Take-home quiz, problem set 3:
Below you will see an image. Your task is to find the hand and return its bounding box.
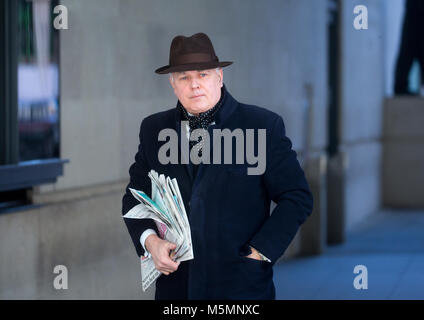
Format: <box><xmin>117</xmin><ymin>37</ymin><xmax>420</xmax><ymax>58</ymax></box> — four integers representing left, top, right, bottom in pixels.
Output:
<box><xmin>145</xmin><ymin>234</ymin><xmax>180</xmax><ymax>276</ymax></box>
<box><xmin>245</xmin><ymin>246</ymin><xmax>262</xmax><ymax>261</ymax></box>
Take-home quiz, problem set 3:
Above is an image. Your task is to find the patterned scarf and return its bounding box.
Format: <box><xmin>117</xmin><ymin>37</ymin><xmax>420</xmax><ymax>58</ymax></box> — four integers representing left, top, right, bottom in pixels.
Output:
<box><xmin>178</xmin><ymin>86</ymin><xmax>225</xmax><ymax>157</ymax></box>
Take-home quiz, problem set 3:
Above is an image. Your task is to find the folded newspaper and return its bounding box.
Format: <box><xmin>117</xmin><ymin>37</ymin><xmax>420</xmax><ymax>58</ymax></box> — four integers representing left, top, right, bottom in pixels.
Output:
<box><xmin>123</xmin><ymin>170</ymin><xmax>193</xmax><ymax>291</ymax></box>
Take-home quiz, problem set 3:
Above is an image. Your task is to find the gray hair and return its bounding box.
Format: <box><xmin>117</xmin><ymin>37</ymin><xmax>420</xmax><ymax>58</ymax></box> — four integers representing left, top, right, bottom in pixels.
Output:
<box><xmin>170</xmin><ymin>67</ymin><xmax>221</xmax><ymax>83</ymax></box>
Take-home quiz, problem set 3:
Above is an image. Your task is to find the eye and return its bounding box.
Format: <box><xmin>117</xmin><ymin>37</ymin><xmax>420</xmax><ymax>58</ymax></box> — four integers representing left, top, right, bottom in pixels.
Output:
<box><xmin>180</xmin><ymin>76</ymin><xmax>188</xmax><ymax>80</ymax></box>
<box><xmin>200</xmin><ymin>73</ymin><xmax>207</xmax><ymax>77</ymax></box>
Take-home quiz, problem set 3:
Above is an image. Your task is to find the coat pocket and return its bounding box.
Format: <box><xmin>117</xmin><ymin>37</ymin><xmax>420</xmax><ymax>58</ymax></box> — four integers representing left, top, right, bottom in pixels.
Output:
<box><xmin>238</xmin><ymin>244</ymin><xmax>270</xmax><ymax>268</ymax></box>
<box><xmin>237</xmin><ymin>253</ymin><xmax>273</xmax><ymax>290</ymax></box>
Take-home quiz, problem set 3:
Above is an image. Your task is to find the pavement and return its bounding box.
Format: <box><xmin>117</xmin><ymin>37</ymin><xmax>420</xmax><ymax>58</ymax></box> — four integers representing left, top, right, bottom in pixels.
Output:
<box><xmin>273</xmin><ymin>209</ymin><xmax>424</xmax><ymax>299</ymax></box>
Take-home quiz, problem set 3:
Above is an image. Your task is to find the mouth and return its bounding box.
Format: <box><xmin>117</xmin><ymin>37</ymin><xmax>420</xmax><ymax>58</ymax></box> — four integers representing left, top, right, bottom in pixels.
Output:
<box><xmin>190</xmin><ymin>94</ymin><xmax>204</xmax><ymax>99</ymax></box>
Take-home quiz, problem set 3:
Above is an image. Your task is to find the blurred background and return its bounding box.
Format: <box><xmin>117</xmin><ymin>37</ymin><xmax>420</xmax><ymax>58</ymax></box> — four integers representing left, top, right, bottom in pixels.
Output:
<box><xmin>0</xmin><ymin>0</ymin><xmax>423</xmax><ymax>299</ymax></box>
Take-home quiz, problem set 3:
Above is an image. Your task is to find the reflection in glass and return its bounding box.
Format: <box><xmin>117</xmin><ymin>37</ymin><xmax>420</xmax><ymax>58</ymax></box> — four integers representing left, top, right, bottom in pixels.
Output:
<box><xmin>17</xmin><ymin>0</ymin><xmax>59</xmax><ymax>161</ymax></box>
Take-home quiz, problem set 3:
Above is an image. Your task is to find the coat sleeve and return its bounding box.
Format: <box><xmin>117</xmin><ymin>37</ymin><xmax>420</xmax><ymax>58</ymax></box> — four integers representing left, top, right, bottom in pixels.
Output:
<box><xmin>122</xmin><ymin>119</ymin><xmax>159</xmax><ymax>257</ymax></box>
<box><xmin>249</xmin><ymin>115</ymin><xmax>313</xmax><ymax>265</ymax></box>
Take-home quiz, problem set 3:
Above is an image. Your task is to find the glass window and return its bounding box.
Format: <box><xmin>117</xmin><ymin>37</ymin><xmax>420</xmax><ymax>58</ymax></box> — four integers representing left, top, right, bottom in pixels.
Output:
<box><xmin>17</xmin><ymin>0</ymin><xmax>60</xmax><ymax>161</ymax></box>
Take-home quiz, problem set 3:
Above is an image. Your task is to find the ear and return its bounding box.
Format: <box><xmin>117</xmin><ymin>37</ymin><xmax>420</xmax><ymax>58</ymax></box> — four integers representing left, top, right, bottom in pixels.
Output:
<box><xmin>169</xmin><ymin>74</ymin><xmax>175</xmax><ymax>89</ymax></box>
<box><xmin>219</xmin><ymin>69</ymin><xmax>224</xmax><ymax>87</ymax></box>
<box><xmin>169</xmin><ymin>74</ymin><xmax>179</xmax><ymax>98</ymax></box>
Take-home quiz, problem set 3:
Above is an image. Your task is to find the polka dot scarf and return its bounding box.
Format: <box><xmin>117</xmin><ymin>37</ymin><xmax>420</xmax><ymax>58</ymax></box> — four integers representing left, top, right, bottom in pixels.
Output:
<box><xmin>178</xmin><ymin>86</ymin><xmax>226</xmax><ymax>157</ymax></box>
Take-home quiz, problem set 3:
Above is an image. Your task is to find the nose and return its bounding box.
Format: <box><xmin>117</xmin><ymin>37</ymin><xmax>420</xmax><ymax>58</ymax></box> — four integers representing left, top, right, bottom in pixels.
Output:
<box><xmin>191</xmin><ymin>78</ymin><xmax>200</xmax><ymax>89</ymax></box>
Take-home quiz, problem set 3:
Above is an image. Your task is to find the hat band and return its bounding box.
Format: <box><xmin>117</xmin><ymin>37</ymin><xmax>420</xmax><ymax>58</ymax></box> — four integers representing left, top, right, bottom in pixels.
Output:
<box><xmin>173</xmin><ymin>53</ymin><xmax>217</xmax><ymax>65</ymax></box>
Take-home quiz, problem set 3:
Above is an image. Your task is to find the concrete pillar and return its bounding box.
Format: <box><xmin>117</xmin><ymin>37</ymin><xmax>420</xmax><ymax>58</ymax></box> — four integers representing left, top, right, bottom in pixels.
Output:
<box><xmin>300</xmin><ymin>154</ymin><xmax>328</xmax><ymax>255</ymax></box>
<box><xmin>382</xmin><ymin>97</ymin><xmax>424</xmax><ymax>207</ymax></box>
<box><xmin>327</xmin><ymin>151</ymin><xmax>348</xmax><ymax>244</ymax></box>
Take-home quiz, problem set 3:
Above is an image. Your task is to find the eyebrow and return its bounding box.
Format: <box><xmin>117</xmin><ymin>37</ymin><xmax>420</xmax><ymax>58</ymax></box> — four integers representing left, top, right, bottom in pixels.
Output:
<box><xmin>176</xmin><ymin>70</ymin><xmax>210</xmax><ymax>75</ymax></box>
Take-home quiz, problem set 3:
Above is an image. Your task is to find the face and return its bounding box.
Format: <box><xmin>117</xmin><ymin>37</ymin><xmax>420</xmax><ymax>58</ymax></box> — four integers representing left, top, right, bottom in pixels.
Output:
<box><xmin>170</xmin><ymin>68</ymin><xmax>223</xmax><ymax>115</ymax></box>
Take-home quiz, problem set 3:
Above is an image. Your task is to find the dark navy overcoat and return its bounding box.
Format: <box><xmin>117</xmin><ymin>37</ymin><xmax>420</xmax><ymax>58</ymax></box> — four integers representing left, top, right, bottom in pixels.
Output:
<box><xmin>122</xmin><ymin>85</ymin><xmax>313</xmax><ymax>299</ymax></box>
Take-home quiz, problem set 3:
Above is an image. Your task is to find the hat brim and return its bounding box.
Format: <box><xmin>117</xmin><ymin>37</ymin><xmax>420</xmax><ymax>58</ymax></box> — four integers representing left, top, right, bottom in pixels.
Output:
<box><xmin>155</xmin><ymin>61</ymin><xmax>233</xmax><ymax>74</ymax></box>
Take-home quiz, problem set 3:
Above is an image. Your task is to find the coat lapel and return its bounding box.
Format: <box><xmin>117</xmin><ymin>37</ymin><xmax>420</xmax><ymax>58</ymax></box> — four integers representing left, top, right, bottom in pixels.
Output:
<box><xmin>174</xmin><ymin>107</ymin><xmax>194</xmax><ymax>184</ymax></box>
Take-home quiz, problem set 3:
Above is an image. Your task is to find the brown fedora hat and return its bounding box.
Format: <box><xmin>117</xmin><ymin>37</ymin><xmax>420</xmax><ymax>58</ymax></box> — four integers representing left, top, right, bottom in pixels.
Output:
<box><xmin>155</xmin><ymin>32</ymin><xmax>233</xmax><ymax>74</ymax></box>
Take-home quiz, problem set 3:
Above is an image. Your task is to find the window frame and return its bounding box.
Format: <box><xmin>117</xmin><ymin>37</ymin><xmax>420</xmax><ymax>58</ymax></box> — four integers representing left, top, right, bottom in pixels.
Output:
<box><xmin>0</xmin><ymin>0</ymin><xmax>68</xmax><ymax>200</ymax></box>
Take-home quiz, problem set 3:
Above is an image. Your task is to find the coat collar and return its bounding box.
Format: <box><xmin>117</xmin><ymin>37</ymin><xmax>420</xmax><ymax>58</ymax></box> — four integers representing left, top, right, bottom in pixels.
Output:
<box><xmin>173</xmin><ymin>83</ymin><xmax>238</xmax><ymax>127</ymax></box>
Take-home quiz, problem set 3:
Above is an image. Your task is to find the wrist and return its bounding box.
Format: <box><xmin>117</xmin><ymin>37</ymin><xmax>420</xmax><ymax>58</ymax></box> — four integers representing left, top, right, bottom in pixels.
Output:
<box><xmin>145</xmin><ymin>234</ymin><xmax>160</xmax><ymax>252</ymax></box>
<box><xmin>249</xmin><ymin>246</ymin><xmax>262</xmax><ymax>260</ymax></box>
<box><xmin>249</xmin><ymin>246</ymin><xmax>268</xmax><ymax>261</ymax></box>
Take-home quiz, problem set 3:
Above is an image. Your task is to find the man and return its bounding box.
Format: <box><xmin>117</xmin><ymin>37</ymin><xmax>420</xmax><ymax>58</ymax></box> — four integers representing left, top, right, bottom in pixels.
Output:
<box><xmin>122</xmin><ymin>32</ymin><xmax>313</xmax><ymax>300</ymax></box>
<box><xmin>394</xmin><ymin>0</ymin><xmax>424</xmax><ymax>95</ymax></box>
